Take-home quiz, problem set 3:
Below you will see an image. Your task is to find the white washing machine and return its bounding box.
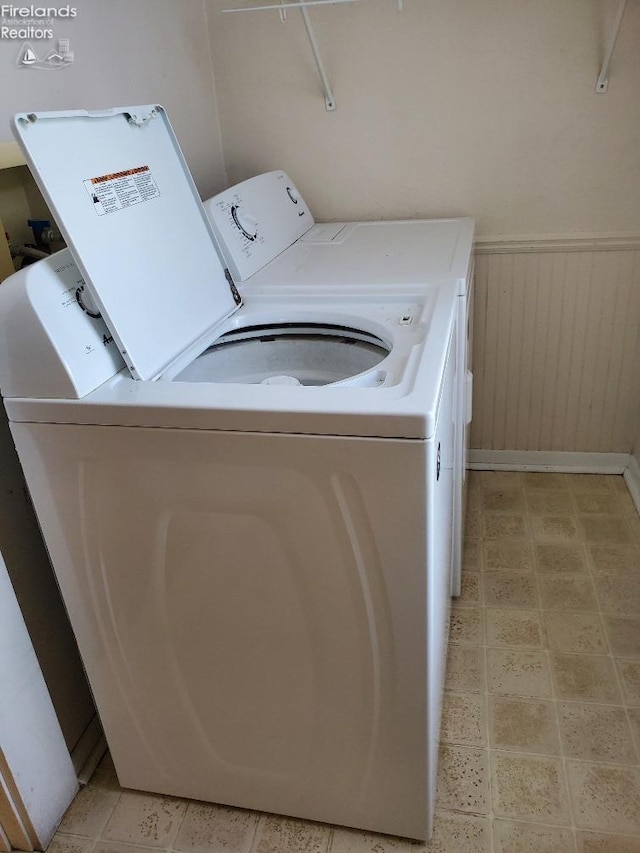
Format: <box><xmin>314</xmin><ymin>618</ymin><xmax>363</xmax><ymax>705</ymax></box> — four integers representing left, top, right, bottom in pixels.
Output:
<box><xmin>0</xmin><ymin>105</ymin><xmax>471</xmax><ymax>841</ymax></box>
<box><xmin>203</xmin><ymin>172</ymin><xmax>475</xmax><ymax>596</ymax></box>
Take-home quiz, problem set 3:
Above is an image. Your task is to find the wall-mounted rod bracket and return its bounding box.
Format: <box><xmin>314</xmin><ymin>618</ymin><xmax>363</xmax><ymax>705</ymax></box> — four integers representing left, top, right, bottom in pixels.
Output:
<box><xmin>596</xmin><ymin>0</ymin><xmax>628</xmax><ymax>93</ymax></box>
<box><xmin>299</xmin><ymin>4</ymin><xmax>336</xmax><ymax>110</ymax></box>
<box><xmin>221</xmin><ymin>0</ymin><xmax>406</xmax><ymax>110</ymax></box>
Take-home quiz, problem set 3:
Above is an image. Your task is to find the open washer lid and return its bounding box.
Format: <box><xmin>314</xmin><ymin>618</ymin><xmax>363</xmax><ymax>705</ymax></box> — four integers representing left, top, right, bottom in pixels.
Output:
<box><xmin>13</xmin><ymin>105</ymin><xmax>241</xmax><ymax>380</ymax></box>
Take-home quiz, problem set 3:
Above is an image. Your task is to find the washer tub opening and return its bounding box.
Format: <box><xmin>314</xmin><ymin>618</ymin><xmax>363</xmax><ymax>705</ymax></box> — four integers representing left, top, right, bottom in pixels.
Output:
<box><xmin>174</xmin><ymin>322</ymin><xmax>391</xmax><ymax>386</ymax></box>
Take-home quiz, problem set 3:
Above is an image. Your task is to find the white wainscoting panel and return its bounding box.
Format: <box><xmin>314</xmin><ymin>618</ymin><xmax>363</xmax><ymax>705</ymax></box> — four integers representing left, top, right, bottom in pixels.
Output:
<box><xmin>472</xmin><ymin>239</ymin><xmax>640</xmax><ymax>453</ymax></box>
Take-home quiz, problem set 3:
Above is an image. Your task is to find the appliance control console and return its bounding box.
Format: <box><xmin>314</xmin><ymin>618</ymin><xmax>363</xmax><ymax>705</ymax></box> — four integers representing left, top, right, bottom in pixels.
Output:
<box><xmin>203</xmin><ymin>170</ymin><xmax>314</xmax><ymax>282</ymax></box>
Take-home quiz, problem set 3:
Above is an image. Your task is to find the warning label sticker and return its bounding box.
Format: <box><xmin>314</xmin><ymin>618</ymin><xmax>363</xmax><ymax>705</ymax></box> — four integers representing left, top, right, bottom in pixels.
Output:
<box><xmin>84</xmin><ymin>166</ymin><xmax>160</xmax><ymax>216</ymax></box>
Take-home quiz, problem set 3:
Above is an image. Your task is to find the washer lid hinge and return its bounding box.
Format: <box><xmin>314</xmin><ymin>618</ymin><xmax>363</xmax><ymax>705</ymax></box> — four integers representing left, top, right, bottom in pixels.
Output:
<box><xmin>225</xmin><ymin>268</ymin><xmax>242</xmax><ymax>305</ymax></box>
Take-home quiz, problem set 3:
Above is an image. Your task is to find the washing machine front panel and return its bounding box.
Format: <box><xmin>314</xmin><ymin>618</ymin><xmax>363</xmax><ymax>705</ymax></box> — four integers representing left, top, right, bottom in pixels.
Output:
<box><xmin>12</xmin><ymin>422</ymin><xmax>434</xmax><ymax>839</ymax></box>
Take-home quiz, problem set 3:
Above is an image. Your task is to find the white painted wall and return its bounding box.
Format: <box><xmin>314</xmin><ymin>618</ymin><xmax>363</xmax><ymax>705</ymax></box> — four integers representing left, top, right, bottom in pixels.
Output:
<box><xmin>0</xmin><ymin>0</ymin><xmax>227</xmax><ymax>198</ymax></box>
<box><xmin>206</xmin><ymin>0</ymin><xmax>640</xmax><ymax>238</ymax></box>
<box><xmin>0</xmin><ymin>550</ymin><xmax>78</xmax><ymax>850</ymax></box>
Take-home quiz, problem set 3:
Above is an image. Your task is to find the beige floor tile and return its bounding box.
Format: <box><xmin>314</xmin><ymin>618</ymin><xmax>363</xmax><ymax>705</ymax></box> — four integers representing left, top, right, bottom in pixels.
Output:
<box><xmin>577</xmin><ymin>515</ymin><xmax>634</xmax><ymax>545</ymax></box>
<box><xmin>467</xmin><ymin>486</ymin><xmax>482</xmax><ymax>510</ymax></box>
<box><xmin>573</xmin><ymin>492</ymin><xmax>624</xmax><ymax>515</ymax></box>
<box><xmin>94</xmin><ymin>844</ymin><xmax>168</xmax><ymax>853</ymax></box>
<box><xmin>587</xmin><ymin>543</ymin><xmax>640</xmax><ymax>575</ymax></box>
<box><xmin>619</xmin><ymin>490</ymin><xmax>640</xmax><ymax>516</ymax></box>
<box><xmin>90</xmin><ymin>754</ymin><xmax>122</xmax><ymax>792</ymax></box>
<box><xmin>627</xmin><ymin>708</ymin><xmax>640</xmax><ymax>751</ymax></box>
<box><xmin>458</xmin><ymin>572</ymin><xmax>481</xmax><ymax>605</ymax></box>
<box><xmin>462</xmin><ymin>539</ymin><xmax>483</xmax><ymax>571</ymax></box>
<box><xmin>567</xmin><ymin>475</ymin><xmax>615</xmax><ymax>494</ymax></box>
<box><xmin>482</xmin><ymin>488</ymin><xmax>526</xmax><ymax>514</ymax></box>
<box><xmin>58</xmin><ymin>785</ymin><xmax>121</xmax><ymax>837</ymax></box>
<box><xmin>557</xmin><ymin>702</ymin><xmax>637</xmax><ymax>764</ymax></box>
<box><xmin>550</xmin><ymin>653</ymin><xmax>621</xmax><ymax>703</ymax></box>
<box><xmin>483</xmin><ymin>572</ymin><xmax>539</xmax><ymax>609</ymax></box>
<box><xmin>534</xmin><ymin>543</ymin><xmax>588</xmax><ymax>574</ymax></box>
<box><xmin>485</xmin><ymin>608</ymin><xmax>543</xmax><ymax>649</ymax></box>
<box><xmin>465</xmin><ymin>512</ymin><xmax>482</xmax><ymax>539</ymax></box>
<box><xmin>445</xmin><ymin>645</ymin><xmax>486</xmax><ymax>693</ymax></box>
<box><xmin>538</xmin><ymin>574</ymin><xmax>598</xmax><ymax>612</ymax></box>
<box><xmin>492</xmin><ymin>819</ymin><xmax>576</xmax><ymax>853</ymax></box>
<box><xmin>603</xmin><ymin>616</ymin><xmax>640</xmax><ymax>657</ymax></box>
<box><xmin>421</xmin><ymin>812</ymin><xmax>490</xmax><ymax>853</ymax></box>
<box><xmin>472</xmin><ymin>471</ymin><xmax>523</xmax><ymax>489</ymax></box>
<box><xmin>594</xmin><ymin>575</ymin><xmax>640</xmax><ymax>615</ymax></box>
<box><xmin>526</xmin><ymin>489</ymin><xmax>576</xmax><ymax>516</ymax></box>
<box><xmin>567</xmin><ymin>760</ymin><xmax>640</xmax><ymax>834</ymax></box>
<box><xmin>611</xmin><ymin>475</ymin><xmax>630</xmax><ymax>493</ymax></box>
<box><xmin>483</xmin><ymin>514</ymin><xmax>528</xmax><ymax>539</ymax></box>
<box><xmin>626</xmin><ymin>514</ymin><xmax>640</xmax><ymax>547</ymax></box>
<box><xmin>435</xmin><ymin>745</ymin><xmax>490</xmax><ymax>814</ymax></box>
<box><xmin>544</xmin><ymin>612</ymin><xmax>608</xmax><ymax>654</ymax></box>
<box><xmin>483</xmin><ymin>541</ymin><xmax>534</xmax><ymax>572</ymax></box>
<box><xmin>576</xmin><ymin>831</ymin><xmax>640</xmax><ymax>853</ymax></box>
<box><xmin>173</xmin><ymin>803</ymin><xmax>258</xmax><ymax>853</ymax></box>
<box><xmin>102</xmin><ymin>791</ymin><xmax>187</xmax><ymax>847</ymax></box>
<box><xmin>326</xmin><ymin>828</ymin><xmax>409</xmax><ymax>853</ymax></box>
<box><xmin>489</xmin><ymin>696</ymin><xmax>560</xmax><ymax>755</ymax></box>
<box><xmin>251</xmin><ymin>816</ymin><xmax>330</xmax><ymax>853</ymax></box>
<box><xmin>47</xmin><ymin>836</ymin><xmax>95</xmax><ymax>853</ymax></box>
<box><xmin>491</xmin><ymin>751</ymin><xmax>570</xmax><ymax>825</ymax></box>
<box><xmin>531</xmin><ymin>515</ymin><xmax>580</xmax><ymax>543</ymax></box>
<box><xmin>449</xmin><ymin>605</ymin><xmax>484</xmax><ymax>645</ymax></box>
<box><xmin>440</xmin><ymin>692</ymin><xmax>487</xmax><ymax>747</ymax></box>
<box><xmin>524</xmin><ymin>472</ymin><xmax>569</xmax><ymax>491</ymax></box>
<box><xmin>487</xmin><ymin>649</ymin><xmax>553</xmax><ymax>699</ymax></box>
<box><xmin>616</xmin><ymin>659</ymin><xmax>640</xmax><ymax>705</ymax></box>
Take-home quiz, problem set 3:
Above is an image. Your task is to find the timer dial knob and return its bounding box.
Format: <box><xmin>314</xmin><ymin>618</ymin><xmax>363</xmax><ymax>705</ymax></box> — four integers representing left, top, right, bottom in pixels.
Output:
<box><xmin>286</xmin><ymin>186</ymin><xmax>299</xmax><ymax>204</ymax></box>
<box><xmin>231</xmin><ymin>205</ymin><xmax>258</xmax><ymax>241</ymax></box>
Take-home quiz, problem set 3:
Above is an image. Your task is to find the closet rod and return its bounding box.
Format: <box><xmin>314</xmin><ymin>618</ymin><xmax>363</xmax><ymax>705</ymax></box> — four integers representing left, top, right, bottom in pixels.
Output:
<box><xmin>223</xmin><ymin>0</ymin><xmax>359</xmax><ymax>13</ymax></box>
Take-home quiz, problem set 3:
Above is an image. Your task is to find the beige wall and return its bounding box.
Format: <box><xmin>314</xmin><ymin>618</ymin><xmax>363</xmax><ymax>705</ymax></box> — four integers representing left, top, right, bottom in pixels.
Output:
<box><xmin>207</xmin><ymin>0</ymin><xmax>640</xmax><ymax>238</ymax></box>
<box><xmin>0</xmin><ymin>0</ymin><xmax>227</xmax><ymax>199</ymax></box>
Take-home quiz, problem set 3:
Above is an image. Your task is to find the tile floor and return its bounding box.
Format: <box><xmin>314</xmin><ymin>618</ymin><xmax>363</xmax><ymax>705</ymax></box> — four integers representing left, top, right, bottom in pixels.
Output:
<box><xmin>48</xmin><ymin>472</ymin><xmax>640</xmax><ymax>853</ymax></box>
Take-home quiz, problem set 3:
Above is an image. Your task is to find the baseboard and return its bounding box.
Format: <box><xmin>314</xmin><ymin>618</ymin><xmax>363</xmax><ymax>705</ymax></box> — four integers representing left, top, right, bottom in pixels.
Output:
<box><xmin>468</xmin><ymin>450</ymin><xmax>630</xmax><ymax>474</ymax></box>
<box><xmin>624</xmin><ymin>454</ymin><xmax>640</xmax><ymax>515</ymax></box>
<box><xmin>70</xmin><ymin>714</ymin><xmax>107</xmax><ymax>785</ymax></box>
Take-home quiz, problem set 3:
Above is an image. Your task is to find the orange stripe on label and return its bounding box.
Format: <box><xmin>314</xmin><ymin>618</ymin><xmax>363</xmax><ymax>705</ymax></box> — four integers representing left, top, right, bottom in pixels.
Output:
<box><xmin>90</xmin><ymin>166</ymin><xmax>150</xmax><ymax>184</ymax></box>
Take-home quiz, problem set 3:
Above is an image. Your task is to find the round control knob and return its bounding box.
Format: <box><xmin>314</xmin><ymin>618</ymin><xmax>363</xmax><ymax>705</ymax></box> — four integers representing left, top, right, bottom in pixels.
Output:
<box><xmin>75</xmin><ymin>284</ymin><xmax>102</xmax><ymax>319</ymax></box>
<box><xmin>286</xmin><ymin>186</ymin><xmax>299</xmax><ymax>205</ymax></box>
<box><xmin>231</xmin><ymin>205</ymin><xmax>258</xmax><ymax>241</ymax></box>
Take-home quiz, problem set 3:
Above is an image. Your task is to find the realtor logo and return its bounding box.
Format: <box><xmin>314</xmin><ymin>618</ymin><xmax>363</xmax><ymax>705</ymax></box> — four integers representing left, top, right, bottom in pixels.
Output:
<box><xmin>17</xmin><ymin>37</ymin><xmax>73</xmax><ymax>69</ymax></box>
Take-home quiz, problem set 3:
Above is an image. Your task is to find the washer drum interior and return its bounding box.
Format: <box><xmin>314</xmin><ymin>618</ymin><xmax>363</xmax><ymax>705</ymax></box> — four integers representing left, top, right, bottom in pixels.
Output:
<box><xmin>175</xmin><ymin>323</ymin><xmax>391</xmax><ymax>386</ymax></box>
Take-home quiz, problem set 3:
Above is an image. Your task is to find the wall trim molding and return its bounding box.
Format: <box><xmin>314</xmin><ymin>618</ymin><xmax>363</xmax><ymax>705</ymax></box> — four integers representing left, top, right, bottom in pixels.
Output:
<box><xmin>70</xmin><ymin>714</ymin><xmax>107</xmax><ymax>786</ymax></box>
<box><xmin>468</xmin><ymin>450</ymin><xmax>630</xmax><ymax>474</ymax></box>
<box><xmin>475</xmin><ymin>233</ymin><xmax>640</xmax><ymax>254</ymax></box>
<box><xmin>624</xmin><ymin>454</ymin><xmax>640</xmax><ymax>515</ymax></box>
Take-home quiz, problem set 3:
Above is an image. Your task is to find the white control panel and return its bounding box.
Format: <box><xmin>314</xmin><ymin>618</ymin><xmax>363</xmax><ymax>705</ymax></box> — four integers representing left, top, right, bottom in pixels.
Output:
<box><xmin>203</xmin><ymin>171</ymin><xmax>314</xmax><ymax>282</ymax></box>
<box><xmin>0</xmin><ymin>249</ymin><xmax>124</xmax><ymax>399</ymax></box>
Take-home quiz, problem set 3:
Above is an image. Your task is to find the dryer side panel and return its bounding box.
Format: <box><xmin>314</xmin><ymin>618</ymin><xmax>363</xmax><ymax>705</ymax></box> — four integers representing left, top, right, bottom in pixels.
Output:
<box><xmin>11</xmin><ymin>424</ymin><xmax>432</xmax><ymax>840</ymax></box>
<box><xmin>426</xmin><ymin>320</ymin><xmax>456</xmax><ymax>822</ymax></box>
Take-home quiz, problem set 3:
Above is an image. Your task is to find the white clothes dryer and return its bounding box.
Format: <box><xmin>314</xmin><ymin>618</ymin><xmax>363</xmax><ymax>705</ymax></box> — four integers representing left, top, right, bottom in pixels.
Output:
<box><xmin>204</xmin><ymin>172</ymin><xmax>475</xmax><ymax>596</ymax></box>
<box><xmin>0</xmin><ymin>106</ymin><xmax>471</xmax><ymax>841</ymax></box>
